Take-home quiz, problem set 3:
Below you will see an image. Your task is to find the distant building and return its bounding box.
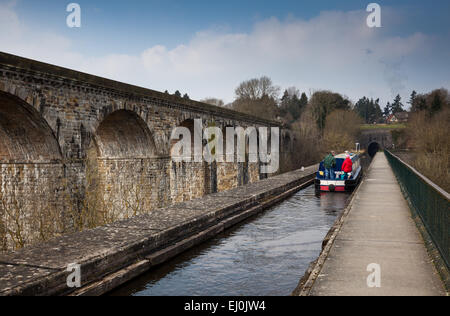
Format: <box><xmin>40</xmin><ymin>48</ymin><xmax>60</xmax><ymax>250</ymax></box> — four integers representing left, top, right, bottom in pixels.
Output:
<box><xmin>387</xmin><ymin>112</ymin><xmax>409</xmax><ymax>124</ymax></box>
<box><xmin>395</xmin><ymin>112</ymin><xmax>409</xmax><ymax>122</ymax></box>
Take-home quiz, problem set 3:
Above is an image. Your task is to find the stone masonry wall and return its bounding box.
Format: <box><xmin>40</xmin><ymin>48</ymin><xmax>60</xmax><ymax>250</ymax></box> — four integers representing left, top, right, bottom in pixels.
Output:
<box><xmin>217</xmin><ymin>162</ymin><xmax>239</xmax><ymax>192</ymax></box>
<box><xmin>0</xmin><ymin>163</ymin><xmax>66</xmax><ymax>251</ymax></box>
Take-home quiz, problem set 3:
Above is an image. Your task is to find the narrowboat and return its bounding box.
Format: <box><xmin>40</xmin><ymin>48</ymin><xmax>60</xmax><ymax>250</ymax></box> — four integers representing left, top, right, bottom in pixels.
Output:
<box><xmin>315</xmin><ymin>153</ymin><xmax>363</xmax><ymax>192</ymax></box>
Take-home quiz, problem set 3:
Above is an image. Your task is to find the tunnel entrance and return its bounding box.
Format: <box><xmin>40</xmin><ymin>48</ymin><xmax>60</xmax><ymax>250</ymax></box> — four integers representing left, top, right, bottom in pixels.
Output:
<box><xmin>368</xmin><ymin>142</ymin><xmax>380</xmax><ymax>158</ymax></box>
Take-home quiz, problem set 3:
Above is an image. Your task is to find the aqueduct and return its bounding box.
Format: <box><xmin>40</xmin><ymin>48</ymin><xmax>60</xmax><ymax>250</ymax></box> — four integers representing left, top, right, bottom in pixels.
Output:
<box><xmin>0</xmin><ymin>52</ymin><xmax>292</xmax><ymax>250</ymax></box>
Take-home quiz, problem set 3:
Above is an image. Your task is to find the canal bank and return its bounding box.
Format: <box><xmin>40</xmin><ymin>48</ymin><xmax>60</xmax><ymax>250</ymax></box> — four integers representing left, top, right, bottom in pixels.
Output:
<box><xmin>0</xmin><ymin>165</ymin><xmax>317</xmax><ymax>296</ymax></box>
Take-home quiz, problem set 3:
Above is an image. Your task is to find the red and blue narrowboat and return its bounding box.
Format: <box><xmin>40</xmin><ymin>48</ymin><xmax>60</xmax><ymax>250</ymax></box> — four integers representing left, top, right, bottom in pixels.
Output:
<box><xmin>315</xmin><ymin>153</ymin><xmax>363</xmax><ymax>192</ymax></box>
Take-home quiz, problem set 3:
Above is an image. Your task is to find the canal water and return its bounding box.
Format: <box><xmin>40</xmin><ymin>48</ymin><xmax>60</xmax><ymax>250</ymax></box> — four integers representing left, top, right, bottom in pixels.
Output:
<box><xmin>109</xmin><ymin>185</ymin><xmax>351</xmax><ymax>296</ymax></box>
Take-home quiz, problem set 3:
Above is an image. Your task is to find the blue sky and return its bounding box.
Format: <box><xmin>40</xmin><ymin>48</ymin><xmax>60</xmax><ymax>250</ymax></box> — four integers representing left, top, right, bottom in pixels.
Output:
<box><xmin>1</xmin><ymin>0</ymin><xmax>449</xmax><ymax>107</ymax></box>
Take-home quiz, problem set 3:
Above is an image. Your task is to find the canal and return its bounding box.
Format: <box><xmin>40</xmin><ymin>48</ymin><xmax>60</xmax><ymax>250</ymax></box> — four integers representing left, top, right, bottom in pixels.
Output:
<box><xmin>109</xmin><ymin>185</ymin><xmax>352</xmax><ymax>296</ymax></box>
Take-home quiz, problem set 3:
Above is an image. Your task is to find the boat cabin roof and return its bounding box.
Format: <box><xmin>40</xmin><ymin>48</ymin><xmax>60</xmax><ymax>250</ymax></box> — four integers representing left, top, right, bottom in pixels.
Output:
<box><xmin>334</xmin><ymin>153</ymin><xmax>357</xmax><ymax>159</ymax></box>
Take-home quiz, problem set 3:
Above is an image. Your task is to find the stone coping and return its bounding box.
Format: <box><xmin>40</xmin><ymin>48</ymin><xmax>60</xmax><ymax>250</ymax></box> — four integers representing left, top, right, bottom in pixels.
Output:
<box><xmin>0</xmin><ymin>52</ymin><xmax>282</xmax><ymax>127</ymax></box>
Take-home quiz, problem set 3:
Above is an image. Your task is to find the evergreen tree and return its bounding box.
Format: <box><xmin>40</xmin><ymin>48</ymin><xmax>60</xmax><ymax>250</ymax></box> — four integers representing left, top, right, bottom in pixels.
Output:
<box><xmin>408</xmin><ymin>90</ymin><xmax>417</xmax><ymax>107</ymax></box>
<box><xmin>280</xmin><ymin>90</ymin><xmax>290</xmax><ymax>112</ymax></box>
<box><xmin>299</xmin><ymin>93</ymin><xmax>308</xmax><ymax>111</ymax></box>
<box><xmin>279</xmin><ymin>89</ymin><xmax>306</xmax><ymax>122</ymax></box>
<box><xmin>174</xmin><ymin>90</ymin><xmax>182</xmax><ymax>98</ymax></box>
<box><xmin>354</xmin><ymin>97</ymin><xmax>369</xmax><ymax>123</ymax></box>
<box><xmin>391</xmin><ymin>94</ymin><xmax>404</xmax><ymax>114</ymax></box>
<box><xmin>281</xmin><ymin>90</ymin><xmax>289</xmax><ymax>102</ymax></box>
<box><xmin>373</xmin><ymin>98</ymin><xmax>383</xmax><ymax>123</ymax></box>
<box><xmin>354</xmin><ymin>97</ymin><xmax>383</xmax><ymax>124</ymax></box>
<box><xmin>383</xmin><ymin>102</ymin><xmax>391</xmax><ymax>118</ymax></box>
<box><xmin>289</xmin><ymin>94</ymin><xmax>302</xmax><ymax>120</ymax></box>
<box><xmin>183</xmin><ymin>93</ymin><xmax>190</xmax><ymax>100</ymax></box>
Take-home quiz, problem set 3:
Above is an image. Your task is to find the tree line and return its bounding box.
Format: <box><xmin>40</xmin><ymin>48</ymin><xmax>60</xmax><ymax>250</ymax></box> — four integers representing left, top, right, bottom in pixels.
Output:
<box><xmin>196</xmin><ymin>76</ymin><xmax>449</xmax><ymax>129</ymax></box>
<box><xmin>194</xmin><ymin>76</ymin><xmax>448</xmax><ymax>174</ymax></box>
<box><xmin>199</xmin><ymin>76</ymin><xmax>362</xmax><ymax>169</ymax></box>
<box><xmin>168</xmin><ymin>77</ymin><xmax>449</xmax><ymax>128</ymax></box>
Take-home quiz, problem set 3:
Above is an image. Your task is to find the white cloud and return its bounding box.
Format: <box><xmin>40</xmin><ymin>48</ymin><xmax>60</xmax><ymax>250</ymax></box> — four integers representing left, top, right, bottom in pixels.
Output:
<box><xmin>0</xmin><ymin>2</ymin><xmax>445</xmax><ymax>106</ymax></box>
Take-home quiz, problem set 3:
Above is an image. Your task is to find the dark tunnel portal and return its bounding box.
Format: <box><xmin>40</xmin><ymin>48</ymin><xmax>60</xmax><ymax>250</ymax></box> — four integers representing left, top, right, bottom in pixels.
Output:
<box><xmin>368</xmin><ymin>142</ymin><xmax>380</xmax><ymax>158</ymax></box>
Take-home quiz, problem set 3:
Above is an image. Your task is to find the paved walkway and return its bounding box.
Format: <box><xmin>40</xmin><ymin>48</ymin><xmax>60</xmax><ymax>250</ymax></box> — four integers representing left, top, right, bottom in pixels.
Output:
<box><xmin>310</xmin><ymin>153</ymin><xmax>446</xmax><ymax>296</ymax></box>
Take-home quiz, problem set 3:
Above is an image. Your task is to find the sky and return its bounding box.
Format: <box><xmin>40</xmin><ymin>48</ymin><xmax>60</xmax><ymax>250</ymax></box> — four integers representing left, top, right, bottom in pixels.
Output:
<box><xmin>1</xmin><ymin>0</ymin><xmax>449</xmax><ymax>108</ymax></box>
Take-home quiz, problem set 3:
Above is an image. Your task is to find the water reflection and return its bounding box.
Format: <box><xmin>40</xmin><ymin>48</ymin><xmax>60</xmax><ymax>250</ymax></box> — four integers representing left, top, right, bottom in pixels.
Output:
<box><xmin>109</xmin><ymin>186</ymin><xmax>350</xmax><ymax>296</ymax></box>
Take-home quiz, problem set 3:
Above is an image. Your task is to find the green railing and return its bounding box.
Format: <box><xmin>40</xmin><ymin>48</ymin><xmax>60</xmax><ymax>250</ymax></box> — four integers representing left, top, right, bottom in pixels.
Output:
<box><xmin>385</xmin><ymin>150</ymin><xmax>449</xmax><ymax>270</ymax></box>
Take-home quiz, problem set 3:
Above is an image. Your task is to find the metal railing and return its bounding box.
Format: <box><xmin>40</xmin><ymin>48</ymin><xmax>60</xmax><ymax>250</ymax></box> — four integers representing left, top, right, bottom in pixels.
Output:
<box><xmin>385</xmin><ymin>150</ymin><xmax>449</xmax><ymax>270</ymax></box>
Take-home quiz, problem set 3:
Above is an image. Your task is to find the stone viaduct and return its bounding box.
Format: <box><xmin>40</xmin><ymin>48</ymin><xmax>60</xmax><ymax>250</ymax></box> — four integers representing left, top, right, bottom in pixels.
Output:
<box><xmin>0</xmin><ymin>52</ymin><xmax>293</xmax><ymax>251</ymax></box>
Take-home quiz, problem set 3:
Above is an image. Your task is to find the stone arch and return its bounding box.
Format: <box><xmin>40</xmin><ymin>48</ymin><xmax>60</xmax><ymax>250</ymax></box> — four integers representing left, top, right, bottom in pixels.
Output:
<box><xmin>170</xmin><ymin>118</ymin><xmax>196</xmax><ymax>159</ymax></box>
<box><xmin>282</xmin><ymin>133</ymin><xmax>292</xmax><ymax>153</ymax></box>
<box><xmin>84</xmin><ymin>109</ymin><xmax>160</xmax><ymax>222</ymax></box>
<box><xmin>169</xmin><ymin>118</ymin><xmax>208</xmax><ymax>203</ymax></box>
<box><xmin>93</xmin><ymin>103</ymin><xmax>169</xmax><ymax>157</ymax></box>
<box><xmin>0</xmin><ymin>91</ymin><xmax>62</xmax><ymax>162</ymax></box>
<box><xmin>227</xmin><ymin>125</ymin><xmax>260</xmax><ymax>186</ymax></box>
<box><xmin>278</xmin><ymin>130</ymin><xmax>293</xmax><ymax>174</ymax></box>
<box><xmin>94</xmin><ymin>109</ymin><xmax>157</xmax><ymax>159</ymax></box>
<box><xmin>0</xmin><ymin>91</ymin><xmax>65</xmax><ymax>251</ymax></box>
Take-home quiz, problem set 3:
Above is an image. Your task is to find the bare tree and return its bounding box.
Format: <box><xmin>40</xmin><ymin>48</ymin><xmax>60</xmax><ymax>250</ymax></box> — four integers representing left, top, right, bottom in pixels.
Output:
<box><xmin>232</xmin><ymin>95</ymin><xmax>280</xmax><ymax>121</ymax></box>
<box><xmin>323</xmin><ymin>110</ymin><xmax>362</xmax><ymax>153</ymax></box>
<box><xmin>235</xmin><ymin>76</ymin><xmax>280</xmax><ymax>101</ymax></box>
<box><xmin>232</xmin><ymin>76</ymin><xmax>281</xmax><ymax>120</ymax></box>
